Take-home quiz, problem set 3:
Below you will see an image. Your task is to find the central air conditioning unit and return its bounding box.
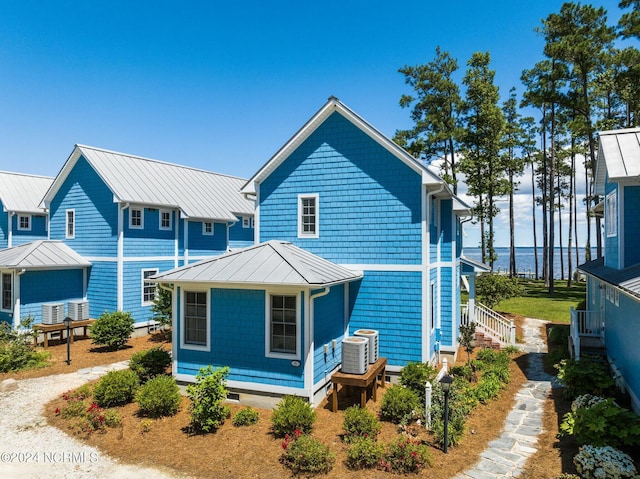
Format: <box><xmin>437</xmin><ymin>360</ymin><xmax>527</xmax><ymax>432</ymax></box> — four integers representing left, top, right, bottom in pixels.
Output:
<box><xmin>354</xmin><ymin>329</ymin><xmax>379</xmax><ymax>364</ymax></box>
<box><xmin>341</xmin><ymin>337</ymin><xmax>369</xmax><ymax>375</ymax></box>
<box><xmin>42</xmin><ymin>303</ymin><xmax>64</xmax><ymax>325</ymax></box>
<box><xmin>68</xmin><ymin>300</ymin><xmax>89</xmax><ymax>321</ymax></box>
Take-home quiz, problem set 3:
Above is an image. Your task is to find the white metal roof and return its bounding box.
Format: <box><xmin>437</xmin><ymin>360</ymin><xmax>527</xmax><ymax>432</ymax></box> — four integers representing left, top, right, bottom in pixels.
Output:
<box><xmin>153</xmin><ymin>240</ymin><xmax>363</xmax><ymax>287</ymax></box>
<box><xmin>42</xmin><ymin>145</ymin><xmax>254</xmax><ymax>222</ymax></box>
<box><xmin>0</xmin><ymin>240</ymin><xmax>91</xmax><ymax>270</ymax></box>
<box><xmin>595</xmin><ymin>127</ymin><xmax>640</xmax><ymax>195</ymax></box>
<box><xmin>0</xmin><ymin>171</ymin><xmax>53</xmax><ymax>214</ymax></box>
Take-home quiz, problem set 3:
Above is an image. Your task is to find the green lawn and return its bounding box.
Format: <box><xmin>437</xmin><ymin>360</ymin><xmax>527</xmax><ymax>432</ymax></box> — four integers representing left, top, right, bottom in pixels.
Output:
<box><xmin>493</xmin><ymin>279</ymin><xmax>586</xmax><ymax>323</ymax></box>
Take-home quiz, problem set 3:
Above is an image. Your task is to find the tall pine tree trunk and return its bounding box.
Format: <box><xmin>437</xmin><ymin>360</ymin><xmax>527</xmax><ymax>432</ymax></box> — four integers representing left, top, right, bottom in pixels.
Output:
<box><xmin>567</xmin><ymin>145</ymin><xmax>575</xmax><ymax>287</ymax></box>
<box><xmin>531</xmin><ymin>158</ymin><xmax>539</xmax><ymax>280</ymax></box>
<box><xmin>509</xmin><ymin>167</ymin><xmax>516</xmax><ymax>277</ymax></box>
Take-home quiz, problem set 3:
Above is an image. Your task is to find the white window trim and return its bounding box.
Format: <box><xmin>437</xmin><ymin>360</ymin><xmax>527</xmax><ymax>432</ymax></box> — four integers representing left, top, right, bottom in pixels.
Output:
<box><xmin>159</xmin><ymin>209</ymin><xmax>172</xmax><ymax>231</ymax></box>
<box><xmin>1</xmin><ymin>272</ymin><xmax>12</xmax><ymax>312</ymax></box>
<box><xmin>264</xmin><ymin>290</ymin><xmax>301</xmax><ymax>360</ymax></box>
<box><xmin>129</xmin><ymin>207</ymin><xmax>144</xmax><ymax>229</ymax></box>
<box><xmin>18</xmin><ymin>214</ymin><xmax>31</xmax><ymax>231</ymax></box>
<box><xmin>180</xmin><ymin>288</ymin><xmax>210</xmax><ymax>352</ymax></box>
<box><xmin>141</xmin><ymin>268</ymin><xmax>159</xmax><ymax>306</ymax></box>
<box><xmin>606</xmin><ymin>190</ymin><xmax>617</xmax><ymax>238</ymax></box>
<box><xmin>297</xmin><ymin>194</ymin><xmax>319</xmax><ymax>238</ymax></box>
<box><xmin>65</xmin><ymin>209</ymin><xmax>75</xmax><ymax>239</ymax></box>
<box><xmin>242</xmin><ymin>216</ymin><xmax>253</xmax><ymax>229</ymax></box>
<box><xmin>202</xmin><ymin>221</ymin><xmax>214</xmax><ymax>235</ymax></box>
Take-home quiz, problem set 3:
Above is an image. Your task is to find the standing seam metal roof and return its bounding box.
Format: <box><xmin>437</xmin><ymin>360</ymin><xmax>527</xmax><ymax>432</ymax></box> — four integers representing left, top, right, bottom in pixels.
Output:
<box><xmin>579</xmin><ymin>257</ymin><xmax>640</xmax><ymax>299</ymax></box>
<box><xmin>0</xmin><ymin>171</ymin><xmax>53</xmax><ymax>214</ymax></box>
<box><xmin>0</xmin><ymin>240</ymin><xmax>91</xmax><ymax>269</ymax></box>
<box><xmin>596</xmin><ymin>128</ymin><xmax>640</xmax><ymax>195</ymax></box>
<box><xmin>152</xmin><ymin>240</ymin><xmax>363</xmax><ymax>287</ymax></box>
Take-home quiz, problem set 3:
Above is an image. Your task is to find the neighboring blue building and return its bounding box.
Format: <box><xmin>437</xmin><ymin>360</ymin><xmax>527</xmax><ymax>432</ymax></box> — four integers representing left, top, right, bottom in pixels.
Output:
<box><xmin>156</xmin><ymin>98</ymin><xmax>474</xmax><ymax>405</ymax></box>
<box><xmin>39</xmin><ymin>145</ymin><xmax>254</xmax><ymax>327</ymax></box>
<box><xmin>0</xmin><ymin>171</ymin><xmax>52</xmax><ymax>249</ymax></box>
<box><xmin>574</xmin><ymin>127</ymin><xmax>640</xmax><ymax>414</ymax></box>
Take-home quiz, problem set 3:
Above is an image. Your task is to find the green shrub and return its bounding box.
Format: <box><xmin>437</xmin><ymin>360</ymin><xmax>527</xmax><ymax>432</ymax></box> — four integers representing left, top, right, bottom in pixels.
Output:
<box><xmin>0</xmin><ymin>318</ymin><xmax>50</xmax><ymax>372</ymax></box>
<box><xmin>472</xmin><ymin>375</ymin><xmax>502</xmax><ymax>404</ymax></box>
<box><xmin>342</xmin><ymin>405</ymin><xmax>381</xmax><ymax>442</ymax></box>
<box><xmin>476</xmin><ymin>348</ymin><xmax>511</xmax><ymax>367</ymax></box>
<box><xmin>280</xmin><ymin>432</ymin><xmax>334</xmax><ymax>474</ymax></box>
<box><xmin>555</xmin><ymin>356</ymin><xmax>616</xmax><ymax>399</ymax></box>
<box><xmin>129</xmin><ymin>346</ymin><xmax>172</xmax><ymax>382</ymax></box>
<box><xmin>379</xmin><ymin>436</ymin><xmax>432</xmax><ymax>473</ymax></box>
<box><xmin>573</xmin><ymin>445</ymin><xmax>637</xmax><ymax>479</ymax></box>
<box><xmin>345</xmin><ymin>437</ymin><xmax>384</xmax><ymax>470</ymax></box>
<box><xmin>93</xmin><ymin>369</ymin><xmax>139</xmax><ymax>407</ymax></box>
<box><xmin>476</xmin><ymin>273</ymin><xmax>524</xmax><ymax>309</ymax></box>
<box><xmin>233</xmin><ymin>407</ymin><xmax>260</xmax><ymax>427</ymax></box>
<box><xmin>459</xmin><ymin>321</ymin><xmax>477</xmax><ymax>364</ymax></box>
<box><xmin>90</xmin><ymin>311</ymin><xmax>134</xmax><ymax>350</ymax></box>
<box><xmin>271</xmin><ymin>395</ymin><xmax>316</xmax><ymax>437</ymax></box>
<box><xmin>450</xmin><ymin>364</ymin><xmax>474</xmax><ymax>381</ymax></box>
<box><xmin>136</xmin><ymin>375</ymin><xmax>181</xmax><ymax>418</ymax></box>
<box><xmin>399</xmin><ymin>362</ymin><xmax>437</xmax><ymax>402</ymax></box>
<box><xmin>186</xmin><ymin>366</ymin><xmax>231</xmax><ymax>433</ymax></box>
<box><xmin>428</xmin><ymin>378</ymin><xmax>476</xmax><ymax>447</ymax></box>
<box><xmin>380</xmin><ymin>385</ymin><xmax>420</xmax><ymax>423</ymax></box>
<box><xmin>547</xmin><ymin>324</ymin><xmax>570</xmax><ymax>346</ymax></box>
<box><xmin>559</xmin><ymin>398</ymin><xmax>640</xmax><ymax>448</ymax></box>
<box><xmin>544</xmin><ymin>346</ymin><xmax>569</xmax><ymax>371</ymax></box>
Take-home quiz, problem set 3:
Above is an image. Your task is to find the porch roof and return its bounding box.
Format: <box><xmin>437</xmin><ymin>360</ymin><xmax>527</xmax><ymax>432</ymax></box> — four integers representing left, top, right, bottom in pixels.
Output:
<box><xmin>460</xmin><ymin>255</ymin><xmax>491</xmax><ymax>274</ymax></box>
<box><xmin>0</xmin><ymin>240</ymin><xmax>91</xmax><ymax>270</ymax></box>
<box><xmin>579</xmin><ymin>257</ymin><xmax>640</xmax><ymax>299</ymax></box>
<box><xmin>152</xmin><ymin>240</ymin><xmax>363</xmax><ymax>287</ymax></box>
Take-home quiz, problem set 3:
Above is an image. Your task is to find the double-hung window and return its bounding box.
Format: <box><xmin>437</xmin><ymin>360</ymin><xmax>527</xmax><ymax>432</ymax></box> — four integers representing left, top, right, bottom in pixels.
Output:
<box><xmin>298</xmin><ymin>194</ymin><xmax>319</xmax><ymax>238</ymax></box>
<box><xmin>1</xmin><ymin>273</ymin><xmax>12</xmax><ymax>311</ymax></box>
<box><xmin>183</xmin><ymin>290</ymin><xmax>209</xmax><ymax>350</ymax></box>
<box><xmin>606</xmin><ymin>191</ymin><xmax>617</xmax><ymax>237</ymax></box>
<box><xmin>267</xmin><ymin>293</ymin><xmax>299</xmax><ymax>358</ymax></box>
<box><xmin>142</xmin><ymin>269</ymin><xmax>159</xmax><ymax>305</ymax></box>
<box><xmin>159</xmin><ymin>210</ymin><xmax>172</xmax><ymax>230</ymax></box>
<box><xmin>18</xmin><ymin>215</ymin><xmax>31</xmax><ymax>231</ymax></box>
<box><xmin>65</xmin><ymin>209</ymin><xmax>75</xmax><ymax>239</ymax></box>
<box><xmin>203</xmin><ymin>221</ymin><xmax>213</xmax><ymax>235</ymax></box>
<box><xmin>130</xmin><ymin>208</ymin><xmax>143</xmax><ymax>229</ymax></box>
<box><xmin>242</xmin><ymin>216</ymin><xmax>253</xmax><ymax>228</ymax></box>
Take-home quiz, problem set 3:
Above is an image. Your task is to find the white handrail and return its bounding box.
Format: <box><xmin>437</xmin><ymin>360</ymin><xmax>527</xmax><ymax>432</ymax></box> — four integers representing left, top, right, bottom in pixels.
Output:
<box><xmin>461</xmin><ymin>302</ymin><xmax>516</xmax><ymax>345</ymax></box>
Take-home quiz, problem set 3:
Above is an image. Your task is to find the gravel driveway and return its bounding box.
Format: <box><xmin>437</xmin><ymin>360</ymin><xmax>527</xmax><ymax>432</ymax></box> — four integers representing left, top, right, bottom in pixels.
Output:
<box><xmin>0</xmin><ymin>363</ymin><xmax>189</xmax><ymax>479</ymax></box>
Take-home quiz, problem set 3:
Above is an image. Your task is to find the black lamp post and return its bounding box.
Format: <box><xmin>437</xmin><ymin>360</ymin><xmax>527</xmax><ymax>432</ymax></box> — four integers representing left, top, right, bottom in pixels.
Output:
<box><xmin>63</xmin><ymin>317</ymin><xmax>72</xmax><ymax>365</ymax></box>
<box><xmin>440</xmin><ymin>373</ymin><xmax>453</xmax><ymax>453</ymax></box>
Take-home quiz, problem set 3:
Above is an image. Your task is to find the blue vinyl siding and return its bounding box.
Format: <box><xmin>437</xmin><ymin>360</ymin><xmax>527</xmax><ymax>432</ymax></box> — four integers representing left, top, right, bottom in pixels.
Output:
<box><xmin>624</xmin><ymin>185</ymin><xmax>640</xmax><ymax>268</ymax></box>
<box><xmin>186</xmin><ymin>221</ymin><xmax>227</xmax><ymax>257</ymax></box>
<box><xmin>313</xmin><ymin>285</ymin><xmax>345</xmax><ymax>385</ymax></box>
<box><xmin>176</xmin><ymin>288</ymin><xmax>306</xmax><ymax>388</ymax></box>
<box><xmin>86</xmin><ymin>261</ymin><xmax>117</xmax><ymax>318</ymax></box>
<box><xmin>229</xmin><ymin>219</ymin><xmax>254</xmax><ymax>249</ymax></box>
<box><xmin>49</xmin><ymin>156</ymin><xmax>118</xmax><ymax>256</ymax></box>
<box><xmin>439</xmin><ymin>267</ymin><xmax>453</xmax><ymax>346</ymax></box>
<box><xmin>11</xmin><ymin>214</ymin><xmax>48</xmax><ymax>246</ymax></box>
<box><xmin>429</xmin><ymin>268</ymin><xmax>438</xmax><ymax>358</ymax></box>
<box><xmin>440</xmin><ymin>200</ymin><xmax>453</xmax><ymax>262</ymax></box>
<box><xmin>20</xmin><ymin>269</ymin><xmax>85</xmax><ymax>323</ymax></box>
<box><xmin>0</xmin><ymin>207</ymin><xmax>7</xmax><ymax>249</ymax></box>
<box><xmin>259</xmin><ymin>112</ymin><xmax>422</xmax><ymax>265</ymax></box>
<box><xmin>604</xmin><ymin>182</ymin><xmax>619</xmax><ymax>269</ymax></box>
<box><xmin>348</xmin><ymin>271</ymin><xmax>422</xmax><ymax>367</ymax></box>
<box><xmin>123</xmin><ymin>260</ymin><xmax>174</xmax><ymax>323</ymax></box>
<box><xmin>430</xmin><ymin>199</ymin><xmax>438</xmax><ymax>263</ymax></box>
<box><xmin>124</xmin><ymin>208</ymin><xmax>177</xmax><ymax>257</ymax></box>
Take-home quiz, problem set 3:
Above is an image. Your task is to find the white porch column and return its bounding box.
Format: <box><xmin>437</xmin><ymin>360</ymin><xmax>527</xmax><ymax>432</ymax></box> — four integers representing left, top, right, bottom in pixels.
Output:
<box><xmin>468</xmin><ymin>274</ymin><xmax>476</xmax><ymax>324</ymax></box>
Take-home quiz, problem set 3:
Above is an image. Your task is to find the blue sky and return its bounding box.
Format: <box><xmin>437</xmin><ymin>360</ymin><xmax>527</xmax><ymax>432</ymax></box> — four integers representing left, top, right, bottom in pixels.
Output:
<box><xmin>0</xmin><ymin>0</ymin><xmax>627</xmax><ymax>247</ymax></box>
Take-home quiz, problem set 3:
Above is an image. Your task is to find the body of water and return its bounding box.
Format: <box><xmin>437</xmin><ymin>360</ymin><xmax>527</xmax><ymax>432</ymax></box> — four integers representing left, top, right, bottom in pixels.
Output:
<box><xmin>463</xmin><ymin>246</ymin><xmax>596</xmax><ymax>279</ymax></box>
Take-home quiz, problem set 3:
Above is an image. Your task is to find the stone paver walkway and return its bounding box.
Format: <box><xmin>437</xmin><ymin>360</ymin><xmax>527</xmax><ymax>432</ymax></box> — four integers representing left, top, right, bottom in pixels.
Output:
<box><xmin>455</xmin><ymin>317</ymin><xmax>559</xmax><ymax>479</ymax></box>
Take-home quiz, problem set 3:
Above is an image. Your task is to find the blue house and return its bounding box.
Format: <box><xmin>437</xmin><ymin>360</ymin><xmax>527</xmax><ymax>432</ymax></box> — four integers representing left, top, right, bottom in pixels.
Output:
<box><xmin>0</xmin><ymin>171</ymin><xmax>52</xmax><ymax>249</ymax></box>
<box><xmin>155</xmin><ymin>97</ymin><xmax>480</xmax><ymax>405</ymax></box>
<box><xmin>573</xmin><ymin>127</ymin><xmax>640</xmax><ymax>414</ymax></box>
<box><xmin>39</xmin><ymin>145</ymin><xmax>254</xmax><ymax>327</ymax></box>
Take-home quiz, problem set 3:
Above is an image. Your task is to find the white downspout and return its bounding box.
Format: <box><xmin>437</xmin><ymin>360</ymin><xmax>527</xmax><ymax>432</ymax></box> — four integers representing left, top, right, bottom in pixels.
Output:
<box><xmin>13</xmin><ymin>269</ymin><xmax>26</xmax><ymax>328</ymax></box>
<box><xmin>8</xmin><ymin>212</ymin><xmax>14</xmax><ymax>248</ymax></box>
<box><xmin>174</xmin><ymin>211</ymin><xmax>179</xmax><ymax>268</ymax></box>
<box><xmin>184</xmin><ymin>219</ymin><xmax>189</xmax><ymax>265</ymax></box>
<box><xmin>305</xmin><ymin>287</ymin><xmax>330</xmax><ymax>403</ymax></box>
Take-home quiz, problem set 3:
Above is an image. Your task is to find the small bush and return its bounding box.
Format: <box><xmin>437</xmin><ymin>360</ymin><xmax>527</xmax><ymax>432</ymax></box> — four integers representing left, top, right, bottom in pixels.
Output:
<box><xmin>136</xmin><ymin>375</ymin><xmax>181</xmax><ymax>418</ymax></box>
<box><xmin>380</xmin><ymin>386</ymin><xmax>420</xmax><ymax>423</ymax></box>
<box><xmin>476</xmin><ymin>273</ymin><xmax>524</xmax><ymax>309</ymax></box>
<box><xmin>345</xmin><ymin>437</ymin><xmax>384</xmax><ymax>469</ymax></box>
<box><xmin>271</xmin><ymin>395</ymin><xmax>316</xmax><ymax>437</ymax></box>
<box><xmin>555</xmin><ymin>356</ymin><xmax>616</xmax><ymax>399</ymax></box>
<box><xmin>0</xmin><ymin>318</ymin><xmax>50</xmax><ymax>372</ymax></box>
<box><xmin>280</xmin><ymin>433</ymin><xmax>335</xmax><ymax>474</ymax></box>
<box><xmin>399</xmin><ymin>362</ymin><xmax>437</xmax><ymax>402</ymax></box>
<box><xmin>186</xmin><ymin>366</ymin><xmax>231</xmax><ymax>433</ymax></box>
<box><xmin>90</xmin><ymin>311</ymin><xmax>134</xmax><ymax>350</ymax></box>
<box><xmin>93</xmin><ymin>369</ymin><xmax>139</xmax><ymax>407</ymax></box>
<box><xmin>233</xmin><ymin>407</ymin><xmax>260</xmax><ymax>427</ymax></box>
<box><xmin>379</xmin><ymin>436</ymin><xmax>432</xmax><ymax>474</ymax></box>
<box><xmin>129</xmin><ymin>346</ymin><xmax>171</xmax><ymax>382</ymax></box>
<box><xmin>472</xmin><ymin>376</ymin><xmax>502</xmax><ymax>404</ymax></box>
<box><xmin>450</xmin><ymin>364</ymin><xmax>474</xmax><ymax>381</ymax></box>
<box><xmin>342</xmin><ymin>405</ymin><xmax>381</xmax><ymax>442</ymax></box>
<box><xmin>573</xmin><ymin>445</ymin><xmax>637</xmax><ymax>479</ymax></box>
<box><xmin>547</xmin><ymin>324</ymin><xmax>570</xmax><ymax>346</ymax></box>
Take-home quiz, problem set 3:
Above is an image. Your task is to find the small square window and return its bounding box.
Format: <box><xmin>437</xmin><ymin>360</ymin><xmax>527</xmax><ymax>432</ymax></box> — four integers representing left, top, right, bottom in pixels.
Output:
<box><xmin>160</xmin><ymin>210</ymin><xmax>172</xmax><ymax>230</ymax></box>
<box><xmin>203</xmin><ymin>222</ymin><xmax>214</xmax><ymax>235</ymax></box>
<box><xmin>18</xmin><ymin>215</ymin><xmax>31</xmax><ymax>231</ymax></box>
<box><xmin>130</xmin><ymin>208</ymin><xmax>143</xmax><ymax>229</ymax></box>
<box><xmin>242</xmin><ymin>216</ymin><xmax>253</xmax><ymax>229</ymax></box>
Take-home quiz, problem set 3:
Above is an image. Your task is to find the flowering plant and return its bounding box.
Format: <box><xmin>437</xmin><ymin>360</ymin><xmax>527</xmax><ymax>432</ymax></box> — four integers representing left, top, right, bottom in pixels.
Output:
<box><xmin>573</xmin><ymin>445</ymin><xmax>637</xmax><ymax>479</ymax></box>
<box><xmin>571</xmin><ymin>394</ymin><xmax>608</xmax><ymax>411</ymax></box>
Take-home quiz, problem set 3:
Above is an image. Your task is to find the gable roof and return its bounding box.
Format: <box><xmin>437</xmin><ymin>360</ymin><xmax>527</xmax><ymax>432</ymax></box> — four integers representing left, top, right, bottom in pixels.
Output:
<box><xmin>41</xmin><ymin>145</ymin><xmax>254</xmax><ymax>222</ymax></box>
<box><xmin>0</xmin><ymin>171</ymin><xmax>53</xmax><ymax>214</ymax></box>
<box><xmin>579</xmin><ymin>257</ymin><xmax>640</xmax><ymax>300</ymax></box>
<box><xmin>241</xmin><ymin>96</ymin><xmax>454</xmax><ymax>198</ymax></box>
<box><xmin>595</xmin><ymin>127</ymin><xmax>640</xmax><ymax>195</ymax></box>
<box><xmin>153</xmin><ymin>240</ymin><xmax>363</xmax><ymax>287</ymax></box>
<box><xmin>460</xmin><ymin>255</ymin><xmax>491</xmax><ymax>274</ymax></box>
<box><xmin>0</xmin><ymin>240</ymin><xmax>91</xmax><ymax>270</ymax></box>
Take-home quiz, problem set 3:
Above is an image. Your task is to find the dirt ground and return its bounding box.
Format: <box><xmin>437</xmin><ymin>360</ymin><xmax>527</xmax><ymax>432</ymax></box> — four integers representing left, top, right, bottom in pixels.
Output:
<box><xmin>2</xmin><ymin>319</ymin><xmax>591</xmax><ymax>478</ymax></box>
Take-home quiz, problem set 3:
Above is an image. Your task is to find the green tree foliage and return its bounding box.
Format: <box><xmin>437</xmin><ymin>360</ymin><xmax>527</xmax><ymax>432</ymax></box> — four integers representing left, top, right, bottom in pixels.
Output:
<box><xmin>151</xmin><ymin>286</ymin><xmax>172</xmax><ymax>328</ymax></box>
<box><xmin>90</xmin><ymin>311</ymin><xmax>134</xmax><ymax>350</ymax></box>
<box><xmin>475</xmin><ymin>273</ymin><xmax>524</xmax><ymax>309</ymax></box>
<box><xmin>270</xmin><ymin>395</ymin><xmax>316</xmax><ymax>437</ymax></box>
<box><xmin>619</xmin><ymin>0</ymin><xmax>640</xmax><ymax>39</ymax></box>
<box><xmin>129</xmin><ymin>346</ymin><xmax>172</xmax><ymax>383</ymax></box>
<box><xmin>0</xmin><ymin>317</ymin><xmax>50</xmax><ymax>372</ymax></box>
<box><xmin>186</xmin><ymin>365</ymin><xmax>231</xmax><ymax>433</ymax></box>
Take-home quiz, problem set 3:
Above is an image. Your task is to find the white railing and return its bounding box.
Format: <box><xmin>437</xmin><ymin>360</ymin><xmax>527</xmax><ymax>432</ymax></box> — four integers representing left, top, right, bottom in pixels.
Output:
<box><xmin>461</xmin><ymin>302</ymin><xmax>516</xmax><ymax>345</ymax></box>
<box><xmin>570</xmin><ymin>307</ymin><xmax>602</xmax><ymax>360</ymax></box>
